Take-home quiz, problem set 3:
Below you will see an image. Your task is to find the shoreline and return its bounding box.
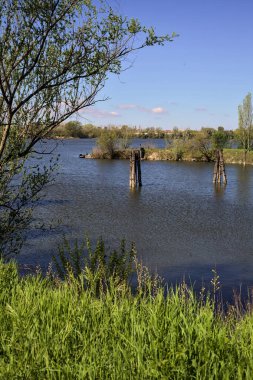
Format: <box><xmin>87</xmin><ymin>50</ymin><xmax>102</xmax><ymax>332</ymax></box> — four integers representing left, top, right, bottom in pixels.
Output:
<box><xmin>82</xmin><ymin>148</ymin><xmax>253</xmax><ymax>166</ymax></box>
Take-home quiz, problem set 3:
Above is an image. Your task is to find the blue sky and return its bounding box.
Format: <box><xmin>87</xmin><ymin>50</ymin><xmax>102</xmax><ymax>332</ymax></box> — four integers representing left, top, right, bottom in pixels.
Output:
<box><xmin>79</xmin><ymin>0</ymin><xmax>253</xmax><ymax>130</ymax></box>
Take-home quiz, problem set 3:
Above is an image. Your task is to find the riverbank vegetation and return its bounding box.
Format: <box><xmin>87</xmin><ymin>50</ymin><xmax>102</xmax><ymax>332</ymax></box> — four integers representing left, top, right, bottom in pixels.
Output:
<box><xmin>142</xmin><ymin>147</ymin><xmax>253</xmax><ymax>164</ymax></box>
<box><xmin>87</xmin><ymin>125</ymin><xmax>253</xmax><ymax>164</ymax></box>
<box><xmin>1</xmin><ymin>256</ymin><xmax>253</xmax><ymax>379</ymax></box>
<box><xmin>53</xmin><ymin>122</ymin><xmax>253</xmax><ymax>164</ymax></box>
<box><xmin>90</xmin><ymin>146</ymin><xmax>253</xmax><ymax>165</ymax></box>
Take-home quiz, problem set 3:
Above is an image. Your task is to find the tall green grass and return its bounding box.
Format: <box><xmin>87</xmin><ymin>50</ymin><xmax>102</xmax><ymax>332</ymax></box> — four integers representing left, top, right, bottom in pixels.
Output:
<box><xmin>1</xmin><ymin>259</ymin><xmax>253</xmax><ymax>379</ymax></box>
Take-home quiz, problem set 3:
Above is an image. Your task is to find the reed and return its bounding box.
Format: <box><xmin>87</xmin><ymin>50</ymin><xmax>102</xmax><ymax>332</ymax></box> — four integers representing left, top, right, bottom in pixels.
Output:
<box><xmin>1</xmin><ymin>259</ymin><xmax>253</xmax><ymax>379</ymax></box>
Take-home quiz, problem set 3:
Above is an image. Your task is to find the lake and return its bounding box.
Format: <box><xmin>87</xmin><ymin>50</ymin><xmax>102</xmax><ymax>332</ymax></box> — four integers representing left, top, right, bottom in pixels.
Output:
<box><xmin>20</xmin><ymin>139</ymin><xmax>253</xmax><ymax>300</ymax></box>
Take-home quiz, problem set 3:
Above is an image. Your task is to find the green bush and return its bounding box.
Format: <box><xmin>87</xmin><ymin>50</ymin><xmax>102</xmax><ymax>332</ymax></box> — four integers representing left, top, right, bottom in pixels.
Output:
<box><xmin>171</xmin><ymin>139</ymin><xmax>186</xmax><ymax>160</ymax></box>
<box><xmin>96</xmin><ymin>130</ymin><xmax>119</xmax><ymax>158</ymax></box>
<box><xmin>52</xmin><ymin>237</ymin><xmax>137</xmax><ymax>295</ymax></box>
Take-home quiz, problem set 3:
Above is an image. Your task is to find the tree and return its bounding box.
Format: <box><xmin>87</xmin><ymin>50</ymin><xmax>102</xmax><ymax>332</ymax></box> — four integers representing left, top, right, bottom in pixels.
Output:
<box><xmin>236</xmin><ymin>93</ymin><xmax>253</xmax><ymax>165</ymax></box>
<box><xmin>170</xmin><ymin>139</ymin><xmax>186</xmax><ymax>161</ymax></box>
<box><xmin>119</xmin><ymin>125</ymin><xmax>132</xmax><ymax>149</ymax></box>
<box><xmin>0</xmin><ymin>0</ymin><xmax>175</xmax><ymax>258</ymax></box>
<box><xmin>96</xmin><ymin>129</ymin><xmax>119</xmax><ymax>158</ymax></box>
<box><xmin>171</xmin><ymin>127</ymin><xmax>183</xmax><ymax>139</ymax></box>
<box><xmin>64</xmin><ymin>121</ymin><xmax>83</xmax><ymax>138</ymax></box>
<box><xmin>82</xmin><ymin>123</ymin><xmax>100</xmax><ymax>138</ymax></box>
<box><xmin>211</xmin><ymin>127</ymin><xmax>228</xmax><ymax>150</ymax></box>
<box><xmin>187</xmin><ymin>130</ymin><xmax>214</xmax><ymax>162</ymax></box>
<box><xmin>182</xmin><ymin>128</ymin><xmax>194</xmax><ymax>140</ymax></box>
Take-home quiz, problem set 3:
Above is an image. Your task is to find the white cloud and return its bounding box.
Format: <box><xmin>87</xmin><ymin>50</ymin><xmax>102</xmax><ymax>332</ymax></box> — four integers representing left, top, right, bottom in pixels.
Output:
<box><xmin>109</xmin><ymin>111</ymin><xmax>120</xmax><ymax>116</ymax></box>
<box><xmin>116</xmin><ymin>104</ymin><xmax>168</xmax><ymax>115</ymax></box>
<box><xmin>136</xmin><ymin>105</ymin><xmax>168</xmax><ymax>114</ymax></box>
<box><xmin>151</xmin><ymin>107</ymin><xmax>167</xmax><ymax>114</ymax></box>
<box><xmin>84</xmin><ymin>108</ymin><xmax>121</xmax><ymax>118</ymax></box>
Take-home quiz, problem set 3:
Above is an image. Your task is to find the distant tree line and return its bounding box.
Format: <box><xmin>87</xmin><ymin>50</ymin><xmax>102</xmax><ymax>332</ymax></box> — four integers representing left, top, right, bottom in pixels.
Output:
<box><xmin>49</xmin><ymin>122</ymin><xmax>169</xmax><ymax>139</ymax></box>
<box><xmin>50</xmin><ymin>121</ymin><xmax>237</xmax><ymax>141</ymax></box>
<box><xmin>50</xmin><ymin>92</ymin><xmax>253</xmax><ymax>164</ymax></box>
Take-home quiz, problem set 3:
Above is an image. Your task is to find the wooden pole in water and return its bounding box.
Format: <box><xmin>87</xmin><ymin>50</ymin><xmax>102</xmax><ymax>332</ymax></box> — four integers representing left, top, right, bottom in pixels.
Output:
<box><xmin>129</xmin><ymin>150</ymin><xmax>142</xmax><ymax>188</ymax></box>
<box><xmin>212</xmin><ymin>150</ymin><xmax>219</xmax><ymax>183</ymax></box>
<box><xmin>219</xmin><ymin>149</ymin><xmax>227</xmax><ymax>184</ymax></box>
<box><xmin>136</xmin><ymin>151</ymin><xmax>142</xmax><ymax>187</ymax></box>
<box><xmin>129</xmin><ymin>150</ymin><xmax>136</xmax><ymax>188</ymax></box>
<box><xmin>213</xmin><ymin>149</ymin><xmax>227</xmax><ymax>185</ymax></box>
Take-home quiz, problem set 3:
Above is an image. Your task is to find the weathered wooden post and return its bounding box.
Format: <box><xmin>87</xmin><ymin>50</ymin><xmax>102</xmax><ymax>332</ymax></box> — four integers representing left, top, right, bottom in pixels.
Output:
<box><xmin>129</xmin><ymin>149</ymin><xmax>142</xmax><ymax>188</ymax></box>
<box><xmin>212</xmin><ymin>128</ymin><xmax>228</xmax><ymax>185</ymax></box>
<box><xmin>136</xmin><ymin>150</ymin><xmax>142</xmax><ymax>187</ymax></box>
<box><xmin>212</xmin><ymin>149</ymin><xmax>219</xmax><ymax>183</ymax></box>
<box><xmin>213</xmin><ymin>149</ymin><xmax>227</xmax><ymax>185</ymax></box>
<box><xmin>219</xmin><ymin>149</ymin><xmax>227</xmax><ymax>184</ymax></box>
<box><xmin>129</xmin><ymin>150</ymin><xmax>136</xmax><ymax>188</ymax></box>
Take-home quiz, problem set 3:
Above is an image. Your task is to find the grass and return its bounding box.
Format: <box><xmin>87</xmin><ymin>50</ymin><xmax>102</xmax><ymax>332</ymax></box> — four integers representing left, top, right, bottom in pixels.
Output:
<box><xmin>93</xmin><ymin>147</ymin><xmax>253</xmax><ymax>165</ymax></box>
<box><xmin>1</xmin><ymin>259</ymin><xmax>253</xmax><ymax>379</ymax></box>
<box><xmin>145</xmin><ymin>148</ymin><xmax>253</xmax><ymax>164</ymax></box>
<box><xmin>223</xmin><ymin>148</ymin><xmax>253</xmax><ymax>164</ymax></box>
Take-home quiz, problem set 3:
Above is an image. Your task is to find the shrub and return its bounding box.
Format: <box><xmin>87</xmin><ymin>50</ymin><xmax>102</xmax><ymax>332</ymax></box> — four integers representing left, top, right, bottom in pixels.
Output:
<box><xmin>96</xmin><ymin>130</ymin><xmax>119</xmax><ymax>158</ymax></box>
<box><xmin>52</xmin><ymin>237</ymin><xmax>137</xmax><ymax>295</ymax></box>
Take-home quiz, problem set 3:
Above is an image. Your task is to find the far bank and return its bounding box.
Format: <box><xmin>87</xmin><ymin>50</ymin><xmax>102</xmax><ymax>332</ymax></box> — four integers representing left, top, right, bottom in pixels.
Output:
<box><xmin>85</xmin><ymin>147</ymin><xmax>253</xmax><ymax>166</ymax></box>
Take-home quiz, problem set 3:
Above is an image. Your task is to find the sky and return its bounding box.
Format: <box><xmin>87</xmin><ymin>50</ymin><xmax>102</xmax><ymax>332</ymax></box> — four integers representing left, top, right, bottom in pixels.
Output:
<box><xmin>78</xmin><ymin>0</ymin><xmax>253</xmax><ymax>130</ymax></box>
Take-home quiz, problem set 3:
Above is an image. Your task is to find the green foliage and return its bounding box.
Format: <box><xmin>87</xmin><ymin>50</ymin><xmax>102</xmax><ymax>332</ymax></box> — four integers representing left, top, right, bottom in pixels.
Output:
<box><xmin>118</xmin><ymin>125</ymin><xmax>132</xmax><ymax>149</ymax></box>
<box><xmin>0</xmin><ymin>260</ymin><xmax>18</xmax><ymax>302</ymax></box>
<box><xmin>52</xmin><ymin>237</ymin><xmax>137</xmax><ymax>294</ymax></box>
<box><xmin>144</xmin><ymin>147</ymin><xmax>253</xmax><ymax>165</ymax></box>
<box><xmin>51</xmin><ymin>122</ymin><xmax>101</xmax><ymax>138</ymax></box>
<box><xmin>171</xmin><ymin>139</ymin><xmax>186</xmax><ymax>160</ymax></box>
<box><xmin>1</xmin><ymin>260</ymin><xmax>253</xmax><ymax>378</ymax></box>
<box><xmin>187</xmin><ymin>130</ymin><xmax>214</xmax><ymax>162</ymax></box>
<box><xmin>64</xmin><ymin>121</ymin><xmax>83</xmax><ymax>138</ymax></box>
<box><xmin>212</xmin><ymin>127</ymin><xmax>228</xmax><ymax>150</ymax></box>
<box><xmin>0</xmin><ymin>157</ymin><xmax>57</xmax><ymax>258</ymax></box>
<box><xmin>167</xmin><ymin>128</ymin><xmax>216</xmax><ymax>162</ymax></box>
<box><xmin>171</xmin><ymin>126</ymin><xmax>183</xmax><ymax>139</ymax></box>
<box><xmin>236</xmin><ymin>93</ymin><xmax>253</xmax><ymax>164</ymax></box>
<box><xmin>223</xmin><ymin>148</ymin><xmax>253</xmax><ymax>164</ymax></box>
<box><xmin>96</xmin><ymin>129</ymin><xmax>119</xmax><ymax>158</ymax></box>
<box><xmin>51</xmin><ymin>123</ymin><xmax>170</xmax><ymax>140</ymax></box>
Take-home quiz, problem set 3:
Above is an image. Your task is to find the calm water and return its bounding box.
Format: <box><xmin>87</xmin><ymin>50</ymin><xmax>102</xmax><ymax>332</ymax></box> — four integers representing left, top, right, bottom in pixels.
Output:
<box><xmin>20</xmin><ymin>139</ymin><xmax>253</xmax><ymax>299</ymax></box>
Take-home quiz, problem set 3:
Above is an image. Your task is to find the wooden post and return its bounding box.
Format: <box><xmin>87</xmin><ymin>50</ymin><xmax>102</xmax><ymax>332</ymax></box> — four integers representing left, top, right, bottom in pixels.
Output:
<box><xmin>130</xmin><ymin>150</ymin><xmax>142</xmax><ymax>188</ymax></box>
<box><xmin>213</xmin><ymin>149</ymin><xmax>227</xmax><ymax>185</ymax></box>
<box><xmin>219</xmin><ymin>149</ymin><xmax>227</xmax><ymax>184</ymax></box>
<box><xmin>136</xmin><ymin>151</ymin><xmax>142</xmax><ymax>187</ymax></box>
<box><xmin>129</xmin><ymin>150</ymin><xmax>136</xmax><ymax>188</ymax></box>
<box><xmin>212</xmin><ymin>150</ymin><xmax>219</xmax><ymax>183</ymax></box>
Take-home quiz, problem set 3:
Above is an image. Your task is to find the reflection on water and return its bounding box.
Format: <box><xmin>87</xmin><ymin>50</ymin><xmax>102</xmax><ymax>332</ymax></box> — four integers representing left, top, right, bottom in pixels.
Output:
<box><xmin>19</xmin><ymin>139</ymin><xmax>253</xmax><ymax>299</ymax></box>
<box><xmin>213</xmin><ymin>183</ymin><xmax>227</xmax><ymax>199</ymax></box>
